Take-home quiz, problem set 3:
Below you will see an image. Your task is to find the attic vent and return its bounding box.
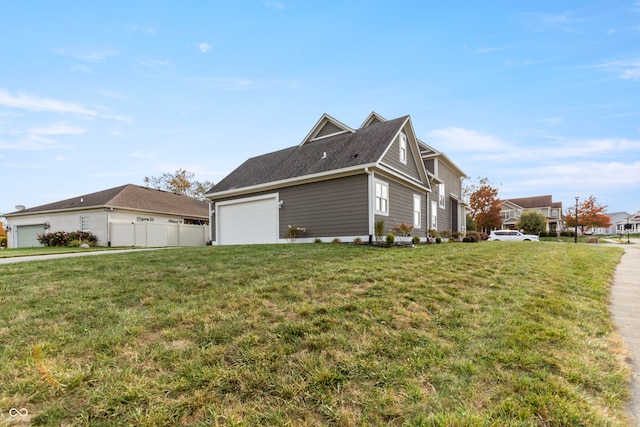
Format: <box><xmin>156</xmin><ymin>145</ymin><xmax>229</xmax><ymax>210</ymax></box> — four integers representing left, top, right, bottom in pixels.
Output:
<box><xmin>80</xmin><ymin>198</ymin><xmax>84</xmax><ymax>203</ymax></box>
<box><xmin>321</xmin><ymin>152</ymin><xmax>327</xmax><ymax>159</ymax></box>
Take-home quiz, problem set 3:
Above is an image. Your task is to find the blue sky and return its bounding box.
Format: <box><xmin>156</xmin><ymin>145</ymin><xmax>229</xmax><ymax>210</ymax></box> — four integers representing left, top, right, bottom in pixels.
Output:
<box><xmin>1</xmin><ymin>0</ymin><xmax>639</xmax><ymax>217</ymax></box>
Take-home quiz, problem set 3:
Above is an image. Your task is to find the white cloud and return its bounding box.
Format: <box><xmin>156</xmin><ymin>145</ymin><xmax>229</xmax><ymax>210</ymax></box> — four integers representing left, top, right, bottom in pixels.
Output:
<box><xmin>0</xmin><ymin>89</ymin><xmax>98</xmax><ymax>116</ymax></box>
<box><xmin>522</xmin><ymin>11</ymin><xmax>582</xmax><ymax>33</ymax></box>
<box><xmin>424</xmin><ymin>127</ymin><xmax>510</xmax><ymax>151</ymax></box>
<box><xmin>541</xmin><ymin>117</ymin><xmax>563</xmax><ymax>126</ymax></box>
<box><xmin>30</xmin><ymin>122</ymin><xmax>87</xmax><ymax>136</ymax></box>
<box><xmin>130</xmin><ymin>24</ymin><xmax>156</xmax><ymax>35</ymax></box>
<box><xmin>199</xmin><ymin>42</ymin><xmax>212</xmax><ymax>53</ymax></box>
<box><xmin>51</xmin><ymin>47</ymin><xmax>116</xmax><ymax>62</ymax></box>
<box><xmin>98</xmin><ymin>89</ymin><xmax>130</xmax><ymax>99</ymax></box>
<box><xmin>136</xmin><ymin>58</ymin><xmax>171</xmax><ymax>68</ymax></box>
<box><xmin>581</xmin><ymin>59</ymin><xmax>640</xmax><ymax>80</ymax></box>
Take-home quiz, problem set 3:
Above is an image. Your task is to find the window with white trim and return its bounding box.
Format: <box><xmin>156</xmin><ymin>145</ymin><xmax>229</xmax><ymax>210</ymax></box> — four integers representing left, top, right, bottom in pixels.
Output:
<box><xmin>438</xmin><ymin>183</ymin><xmax>445</xmax><ymax>209</ymax></box>
<box><xmin>80</xmin><ymin>216</ymin><xmax>90</xmax><ymax>231</ymax></box>
<box><xmin>413</xmin><ymin>194</ymin><xmax>421</xmax><ymax>228</ymax></box>
<box><xmin>375</xmin><ymin>180</ymin><xmax>389</xmax><ymax>215</ymax></box>
<box><xmin>399</xmin><ymin>133</ymin><xmax>407</xmax><ymax>165</ymax></box>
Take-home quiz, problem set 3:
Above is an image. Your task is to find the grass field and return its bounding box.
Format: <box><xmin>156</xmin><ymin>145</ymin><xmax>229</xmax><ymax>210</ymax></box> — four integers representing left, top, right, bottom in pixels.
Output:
<box><xmin>0</xmin><ymin>243</ymin><xmax>632</xmax><ymax>426</ymax></box>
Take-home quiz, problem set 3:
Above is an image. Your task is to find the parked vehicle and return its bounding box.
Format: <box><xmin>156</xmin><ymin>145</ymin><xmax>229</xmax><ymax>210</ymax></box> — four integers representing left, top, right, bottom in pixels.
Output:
<box><xmin>487</xmin><ymin>230</ymin><xmax>539</xmax><ymax>241</ymax></box>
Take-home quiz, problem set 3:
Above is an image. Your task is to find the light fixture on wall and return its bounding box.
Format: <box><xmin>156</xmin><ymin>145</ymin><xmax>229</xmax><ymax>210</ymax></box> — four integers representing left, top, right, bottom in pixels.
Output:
<box><xmin>6</xmin><ymin>225</ymin><xmax>11</xmax><ymax>231</ymax></box>
<box><xmin>44</xmin><ymin>222</ymin><xmax>50</xmax><ymax>230</ymax></box>
<box><xmin>278</xmin><ymin>200</ymin><xmax>284</xmax><ymax>208</ymax></box>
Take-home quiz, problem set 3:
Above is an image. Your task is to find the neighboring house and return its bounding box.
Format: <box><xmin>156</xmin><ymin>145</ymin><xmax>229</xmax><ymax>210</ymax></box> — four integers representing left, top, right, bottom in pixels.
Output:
<box><xmin>205</xmin><ymin>112</ymin><xmax>468</xmax><ymax>245</ymax></box>
<box><xmin>499</xmin><ymin>195</ymin><xmax>564</xmax><ymax>234</ymax></box>
<box><xmin>592</xmin><ymin>211</ymin><xmax>629</xmax><ymax>235</ymax></box>
<box><xmin>616</xmin><ymin>211</ymin><xmax>640</xmax><ymax>235</ymax></box>
<box><xmin>3</xmin><ymin>184</ymin><xmax>209</xmax><ymax>248</ymax></box>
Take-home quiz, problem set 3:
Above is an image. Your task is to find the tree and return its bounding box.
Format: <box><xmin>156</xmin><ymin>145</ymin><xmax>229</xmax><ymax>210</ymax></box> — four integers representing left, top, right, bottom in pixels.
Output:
<box><xmin>565</xmin><ymin>195</ymin><xmax>611</xmax><ymax>234</ymax></box>
<box><xmin>565</xmin><ymin>195</ymin><xmax>612</xmax><ymax>234</ymax></box>
<box><xmin>465</xmin><ymin>177</ymin><xmax>502</xmax><ymax>232</ymax></box>
<box><xmin>515</xmin><ymin>210</ymin><xmax>547</xmax><ymax>235</ymax></box>
<box><xmin>143</xmin><ymin>169</ymin><xmax>214</xmax><ymax>201</ymax></box>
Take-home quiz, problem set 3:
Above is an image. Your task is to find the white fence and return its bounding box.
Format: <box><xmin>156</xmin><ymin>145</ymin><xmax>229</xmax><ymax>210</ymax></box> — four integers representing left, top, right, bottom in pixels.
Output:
<box><xmin>110</xmin><ymin>222</ymin><xmax>209</xmax><ymax>247</ymax></box>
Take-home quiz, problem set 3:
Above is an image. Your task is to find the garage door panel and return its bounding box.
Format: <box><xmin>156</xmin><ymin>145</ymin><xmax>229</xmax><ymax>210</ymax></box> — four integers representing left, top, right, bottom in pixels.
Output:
<box><xmin>218</xmin><ymin>196</ymin><xmax>278</xmax><ymax>245</ymax></box>
<box><xmin>17</xmin><ymin>225</ymin><xmax>45</xmax><ymax>248</ymax></box>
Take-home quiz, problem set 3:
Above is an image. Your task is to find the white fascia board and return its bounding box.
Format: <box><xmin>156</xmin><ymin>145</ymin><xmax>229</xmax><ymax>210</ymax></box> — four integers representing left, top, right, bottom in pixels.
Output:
<box><xmin>206</xmin><ymin>163</ymin><xmax>378</xmax><ymax>200</ymax></box>
<box><xmin>378</xmin><ymin>117</ymin><xmax>430</xmax><ymax>188</ymax></box>
<box><xmin>376</xmin><ymin>163</ymin><xmax>430</xmax><ymax>193</ymax></box>
<box><xmin>3</xmin><ymin>206</ymin><xmax>106</xmax><ymax>217</ymax></box>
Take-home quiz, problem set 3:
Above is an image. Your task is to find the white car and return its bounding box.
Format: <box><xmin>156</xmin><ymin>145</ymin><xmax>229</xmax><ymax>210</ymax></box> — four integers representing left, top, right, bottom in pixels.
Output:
<box><xmin>487</xmin><ymin>230</ymin><xmax>539</xmax><ymax>241</ymax></box>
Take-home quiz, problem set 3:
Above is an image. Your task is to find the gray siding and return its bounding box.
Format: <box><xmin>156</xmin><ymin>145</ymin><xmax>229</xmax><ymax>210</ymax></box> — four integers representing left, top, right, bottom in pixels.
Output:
<box><xmin>316</xmin><ymin>121</ymin><xmax>344</xmax><ymax>138</ymax></box>
<box><xmin>434</xmin><ymin>160</ymin><xmax>464</xmax><ymax>232</ymax></box>
<box><xmin>279</xmin><ymin>174</ymin><xmax>369</xmax><ymax>238</ymax></box>
<box><xmin>423</xmin><ymin>158</ymin><xmax>435</xmax><ymax>174</ymax></box>
<box><xmin>381</xmin><ymin>133</ymin><xmax>422</xmax><ymax>182</ymax></box>
<box><xmin>375</xmin><ymin>178</ymin><xmax>427</xmax><ymax>238</ymax></box>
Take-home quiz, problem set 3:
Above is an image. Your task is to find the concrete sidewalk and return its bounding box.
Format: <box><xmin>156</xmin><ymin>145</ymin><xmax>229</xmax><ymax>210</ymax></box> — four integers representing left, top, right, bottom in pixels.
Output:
<box><xmin>0</xmin><ymin>248</ymin><xmax>165</xmax><ymax>264</ymax></box>
<box><xmin>609</xmin><ymin>239</ymin><xmax>640</xmax><ymax>425</ymax></box>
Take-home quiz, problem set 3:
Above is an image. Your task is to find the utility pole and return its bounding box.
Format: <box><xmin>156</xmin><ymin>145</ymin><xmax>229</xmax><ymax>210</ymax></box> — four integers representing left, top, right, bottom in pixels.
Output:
<box><xmin>574</xmin><ymin>196</ymin><xmax>579</xmax><ymax>244</ymax></box>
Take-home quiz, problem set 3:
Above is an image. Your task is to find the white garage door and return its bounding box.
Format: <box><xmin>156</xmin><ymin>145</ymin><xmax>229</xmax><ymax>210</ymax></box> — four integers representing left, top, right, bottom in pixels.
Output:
<box><xmin>217</xmin><ymin>195</ymin><xmax>278</xmax><ymax>245</ymax></box>
<box><xmin>17</xmin><ymin>225</ymin><xmax>45</xmax><ymax>248</ymax></box>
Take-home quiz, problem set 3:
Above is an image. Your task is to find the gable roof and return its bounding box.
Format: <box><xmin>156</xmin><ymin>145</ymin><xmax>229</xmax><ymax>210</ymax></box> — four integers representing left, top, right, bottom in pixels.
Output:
<box><xmin>209</xmin><ymin>115</ymin><xmax>420</xmax><ymax>195</ymax></box>
<box><xmin>300</xmin><ymin>113</ymin><xmax>355</xmax><ymax>145</ymax></box>
<box><xmin>4</xmin><ymin>184</ymin><xmax>209</xmax><ymax>218</ymax></box>
<box><xmin>503</xmin><ymin>195</ymin><xmax>561</xmax><ymax>210</ymax></box>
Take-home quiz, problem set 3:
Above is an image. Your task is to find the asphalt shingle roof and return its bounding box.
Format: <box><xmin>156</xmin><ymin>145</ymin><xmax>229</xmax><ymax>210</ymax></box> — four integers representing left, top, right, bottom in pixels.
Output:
<box><xmin>5</xmin><ymin>184</ymin><xmax>209</xmax><ymax>218</ymax></box>
<box><xmin>210</xmin><ymin>116</ymin><xmax>408</xmax><ymax>193</ymax></box>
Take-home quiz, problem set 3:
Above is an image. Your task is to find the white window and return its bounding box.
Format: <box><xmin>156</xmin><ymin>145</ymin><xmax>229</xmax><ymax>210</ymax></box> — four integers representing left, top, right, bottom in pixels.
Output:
<box><xmin>80</xmin><ymin>216</ymin><xmax>90</xmax><ymax>231</ymax></box>
<box><xmin>399</xmin><ymin>133</ymin><xmax>407</xmax><ymax>164</ymax></box>
<box><xmin>413</xmin><ymin>195</ymin><xmax>421</xmax><ymax>228</ymax></box>
<box><xmin>431</xmin><ymin>201</ymin><xmax>438</xmax><ymax>229</ymax></box>
<box><xmin>375</xmin><ymin>180</ymin><xmax>389</xmax><ymax>215</ymax></box>
<box><xmin>438</xmin><ymin>183</ymin><xmax>445</xmax><ymax>209</ymax></box>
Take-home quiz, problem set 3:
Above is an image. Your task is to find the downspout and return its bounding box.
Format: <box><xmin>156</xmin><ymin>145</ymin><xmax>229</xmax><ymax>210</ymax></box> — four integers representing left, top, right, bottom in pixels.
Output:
<box><xmin>208</xmin><ymin>200</ymin><xmax>214</xmax><ymax>243</ymax></box>
<box><xmin>365</xmin><ymin>167</ymin><xmax>373</xmax><ymax>244</ymax></box>
<box><xmin>107</xmin><ymin>209</ymin><xmax>111</xmax><ymax>247</ymax></box>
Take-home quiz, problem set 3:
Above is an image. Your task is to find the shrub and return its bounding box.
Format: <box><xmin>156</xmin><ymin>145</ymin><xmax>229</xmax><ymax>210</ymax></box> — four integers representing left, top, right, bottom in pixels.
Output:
<box><xmin>391</xmin><ymin>223</ymin><xmax>414</xmax><ymax>239</ymax></box>
<box><xmin>286</xmin><ymin>225</ymin><xmax>306</xmax><ymax>242</ymax></box>
<box><xmin>374</xmin><ymin>220</ymin><xmax>385</xmax><ymax>243</ymax></box>
<box><xmin>539</xmin><ymin>231</ymin><xmax>548</xmax><ymax>237</ymax></box>
<box><xmin>412</xmin><ymin>236</ymin><xmax>420</xmax><ymax>245</ymax></box>
<box><xmin>314</xmin><ymin>238</ymin><xmax>323</xmax><ymax>244</ymax></box>
<box><xmin>0</xmin><ymin>237</ymin><xmax>6</xmax><ymax>248</ymax></box>
<box><xmin>332</xmin><ymin>238</ymin><xmax>341</xmax><ymax>244</ymax></box>
<box><xmin>386</xmin><ymin>233</ymin><xmax>395</xmax><ymax>245</ymax></box>
<box><xmin>353</xmin><ymin>237</ymin><xmax>363</xmax><ymax>245</ymax></box>
<box><xmin>479</xmin><ymin>231</ymin><xmax>489</xmax><ymax>241</ymax></box>
<box><xmin>465</xmin><ymin>231</ymin><xmax>481</xmax><ymax>242</ymax></box>
<box><xmin>37</xmin><ymin>230</ymin><xmax>98</xmax><ymax>247</ymax></box>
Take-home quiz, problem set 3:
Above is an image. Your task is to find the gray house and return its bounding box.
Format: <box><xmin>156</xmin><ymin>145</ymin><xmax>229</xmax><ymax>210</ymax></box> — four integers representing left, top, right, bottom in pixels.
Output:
<box><xmin>206</xmin><ymin>112</ymin><xmax>467</xmax><ymax>245</ymax></box>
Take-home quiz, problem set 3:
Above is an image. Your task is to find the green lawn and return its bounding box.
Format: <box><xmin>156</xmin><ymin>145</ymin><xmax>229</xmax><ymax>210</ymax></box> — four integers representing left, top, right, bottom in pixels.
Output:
<box><xmin>0</xmin><ymin>243</ymin><xmax>632</xmax><ymax>426</ymax></box>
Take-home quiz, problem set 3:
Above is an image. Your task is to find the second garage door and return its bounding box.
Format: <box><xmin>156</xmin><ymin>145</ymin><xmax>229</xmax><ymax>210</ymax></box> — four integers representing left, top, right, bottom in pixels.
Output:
<box><xmin>217</xmin><ymin>195</ymin><xmax>279</xmax><ymax>245</ymax></box>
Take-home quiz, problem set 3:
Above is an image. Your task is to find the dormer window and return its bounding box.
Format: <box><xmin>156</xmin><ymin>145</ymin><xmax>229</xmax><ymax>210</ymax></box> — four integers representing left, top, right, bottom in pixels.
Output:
<box><xmin>399</xmin><ymin>133</ymin><xmax>407</xmax><ymax>165</ymax></box>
